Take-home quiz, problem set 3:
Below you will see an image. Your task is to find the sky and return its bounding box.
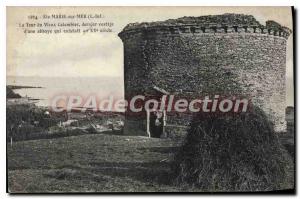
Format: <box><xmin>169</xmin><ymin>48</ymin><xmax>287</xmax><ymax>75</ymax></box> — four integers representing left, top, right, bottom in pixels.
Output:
<box><xmin>6</xmin><ymin>6</ymin><xmax>294</xmax><ymax>105</ymax></box>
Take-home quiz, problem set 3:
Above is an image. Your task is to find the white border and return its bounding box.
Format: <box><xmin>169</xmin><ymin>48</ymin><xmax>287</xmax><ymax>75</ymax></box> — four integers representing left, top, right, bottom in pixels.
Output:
<box><xmin>1</xmin><ymin>0</ymin><xmax>298</xmax><ymax>198</ymax></box>
<box><xmin>2</xmin><ymin>0</ymin><xmax>297</xmax><ymax>6</ymax></box>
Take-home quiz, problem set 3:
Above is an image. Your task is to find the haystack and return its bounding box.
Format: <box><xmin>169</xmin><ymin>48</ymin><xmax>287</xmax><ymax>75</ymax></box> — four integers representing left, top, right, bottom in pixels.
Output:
<box><xmin>172</xmin><ymin>107</ymin><xmax>293</xmax><ymax>191</ymax></box>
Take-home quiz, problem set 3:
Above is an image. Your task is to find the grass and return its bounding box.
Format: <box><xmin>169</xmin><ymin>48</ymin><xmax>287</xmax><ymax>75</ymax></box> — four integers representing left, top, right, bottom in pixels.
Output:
<box><xmin>8</xmin><ymin>133</ymin><xmax>185</xmax><ymax>192</ymax></box>
<box><xmin>7</xmin><ymin>123</ymin><xmax>295</xmax><ymax>193</ymax></box>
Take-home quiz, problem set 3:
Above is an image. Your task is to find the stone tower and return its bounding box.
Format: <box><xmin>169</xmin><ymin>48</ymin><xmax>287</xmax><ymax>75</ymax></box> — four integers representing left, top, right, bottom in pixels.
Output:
<box><xmin>118</xmin><ymin>14</ymin><xmax>291</xmax><ymax>136</ymax></box>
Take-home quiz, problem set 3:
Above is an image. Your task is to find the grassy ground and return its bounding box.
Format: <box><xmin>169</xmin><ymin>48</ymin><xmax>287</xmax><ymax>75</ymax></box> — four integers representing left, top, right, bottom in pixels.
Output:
<box><xmin>7</xmin><ymin>133</ymin><xmax>186</xmax><ymax>193</ymax></box>
<box><xmin>7</xmin><ymin>132</ymin><xmax>294</xmax><ymax>193</ymax></box>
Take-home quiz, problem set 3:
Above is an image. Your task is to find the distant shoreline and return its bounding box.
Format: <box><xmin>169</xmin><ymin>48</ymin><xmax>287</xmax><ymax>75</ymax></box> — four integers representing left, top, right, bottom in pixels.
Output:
<box><xmin>7</xmin><ymin>85</ymin><xmax>43</xmax><ymax>89</ymax></box>
<box><xmin>6</xmin><ymin>85</ymin><xmax>42</xmax><ymax>101</ymax></box>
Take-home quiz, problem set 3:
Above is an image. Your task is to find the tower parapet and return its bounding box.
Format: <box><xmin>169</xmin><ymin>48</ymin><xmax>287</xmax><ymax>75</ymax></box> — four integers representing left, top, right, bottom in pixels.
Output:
<box><xmin>119</xmin><ymin>14</ymin><xmax>291</xmax><ymax>40</ymax></box>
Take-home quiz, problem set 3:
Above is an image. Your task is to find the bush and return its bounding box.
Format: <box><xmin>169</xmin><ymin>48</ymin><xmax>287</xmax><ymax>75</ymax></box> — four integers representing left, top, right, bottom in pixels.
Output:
<box><xmin>172</xmin><ymin>107</ymin><xmax>293</xmax><ymax>191</ymax></box>
<box><xmin>6</xmin><ymin>104</ymin><xmax>61</xmax><ymax>141</ymax></box>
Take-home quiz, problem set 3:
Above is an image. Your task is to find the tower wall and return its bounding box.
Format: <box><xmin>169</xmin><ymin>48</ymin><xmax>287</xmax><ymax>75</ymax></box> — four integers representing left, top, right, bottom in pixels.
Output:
<box><xmin>119</xmin><ymin>15</ymin><xmax>291</xmax><ymax>135</ymax></box>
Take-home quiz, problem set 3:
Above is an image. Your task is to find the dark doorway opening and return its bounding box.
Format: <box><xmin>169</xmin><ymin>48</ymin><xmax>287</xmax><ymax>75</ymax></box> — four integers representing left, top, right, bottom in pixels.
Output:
<box><xmin>149</xmin><ymin>111</ymin><xmax>164</xmax><ymax>138</ymax></box>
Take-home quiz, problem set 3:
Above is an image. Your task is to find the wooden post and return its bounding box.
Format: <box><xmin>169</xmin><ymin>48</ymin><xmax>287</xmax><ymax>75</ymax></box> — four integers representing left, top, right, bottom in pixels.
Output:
<box><xmin>162</xmin><ymin>110</ymin><xmax>167</xmax><ymax>138</ymax></box>
<box><xmin>146</xmin><ymin>109</ymin><xmax>151</xmax><ymax>138</ymax></box>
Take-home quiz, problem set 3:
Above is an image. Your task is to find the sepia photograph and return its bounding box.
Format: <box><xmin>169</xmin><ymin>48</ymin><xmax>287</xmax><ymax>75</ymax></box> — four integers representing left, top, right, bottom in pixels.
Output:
<box><xmin>6</xmin><ymin>6</ymin><xmax>295</xmax><ymax>193</ymax></box>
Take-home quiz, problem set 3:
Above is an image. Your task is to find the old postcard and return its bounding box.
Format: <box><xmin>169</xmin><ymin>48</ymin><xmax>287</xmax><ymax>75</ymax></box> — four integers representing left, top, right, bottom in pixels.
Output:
<box><xmin>6</xmin><ymin>6</ymin><xmax>295</xmax><ymax>193</ymax></box>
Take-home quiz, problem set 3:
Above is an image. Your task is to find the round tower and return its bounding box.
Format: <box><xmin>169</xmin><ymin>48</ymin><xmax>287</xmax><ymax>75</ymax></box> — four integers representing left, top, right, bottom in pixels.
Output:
<box><xmin>118</xmin><ymin>14</ymin><xmax>291</xmax><ymax>135</ymax></box>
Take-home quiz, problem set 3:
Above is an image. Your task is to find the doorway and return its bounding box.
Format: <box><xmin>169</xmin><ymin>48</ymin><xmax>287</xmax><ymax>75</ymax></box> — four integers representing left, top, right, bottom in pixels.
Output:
<box><xmin>147</xmin><ymin>110</ymin><xmax>166</xmax><ymax>138</ymax></box>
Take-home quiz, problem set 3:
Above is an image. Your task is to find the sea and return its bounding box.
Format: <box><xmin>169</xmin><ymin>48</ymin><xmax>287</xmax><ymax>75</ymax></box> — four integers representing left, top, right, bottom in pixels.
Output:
<box><xmin>7</xmin><ymin>76</ymin><xmax>124</xmax><ymax>108</ymax></box>
<box><xmin>7</xmin><ymin>76</ymin><xmax>294</xmax><ymax>107</ymax></box>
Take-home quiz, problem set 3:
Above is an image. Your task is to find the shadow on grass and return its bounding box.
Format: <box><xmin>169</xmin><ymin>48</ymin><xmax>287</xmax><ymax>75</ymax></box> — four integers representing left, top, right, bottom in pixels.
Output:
<box><xmin>45</xmin><ymin>157</ymin><xmax>175</xmax><ymax>186</ymax></box>
<box><xmin>89</xmin><ymin>161</ymin><xmax>172</xmax><ymax>185</ymax></box>
<box><xmin>139</xmin><ymin>146</ymin><xmax>179</xmax><ymax>154</ymax></box>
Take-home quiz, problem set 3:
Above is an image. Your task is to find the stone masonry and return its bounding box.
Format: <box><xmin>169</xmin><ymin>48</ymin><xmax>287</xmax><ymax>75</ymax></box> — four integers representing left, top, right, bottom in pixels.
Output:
<box><xmin>118</xmin><ymin>14</ymin><xmax>292</xmax><ymax>135</ymax></box>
